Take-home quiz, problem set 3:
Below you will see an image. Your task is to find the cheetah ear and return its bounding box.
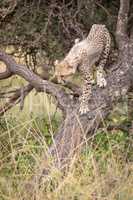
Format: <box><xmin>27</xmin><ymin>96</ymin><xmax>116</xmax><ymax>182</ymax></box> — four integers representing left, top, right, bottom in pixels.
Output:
<box><xmin>54</xmin><ymin>60</ymin><xmax>59</xmax><ymax>66</ymax></box>
<box><xmin>74</xmin><ymin>38</ymin><xmax>80</xmax><ymax>44</ymax></box>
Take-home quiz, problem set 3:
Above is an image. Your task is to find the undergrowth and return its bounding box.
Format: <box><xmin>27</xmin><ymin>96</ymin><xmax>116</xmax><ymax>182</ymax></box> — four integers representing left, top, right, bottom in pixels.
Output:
<box><xmin>0</xmin><ymin>87</ymin><xmax>133</xmax><ymax>200</ymax></box>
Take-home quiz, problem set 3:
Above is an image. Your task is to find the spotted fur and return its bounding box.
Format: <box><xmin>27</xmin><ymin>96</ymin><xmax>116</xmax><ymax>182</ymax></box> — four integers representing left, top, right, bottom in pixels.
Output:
<box><xmin>54</xmin><ymin>24</ymin><xmax>111</xmax><ymax>114</ymax></box>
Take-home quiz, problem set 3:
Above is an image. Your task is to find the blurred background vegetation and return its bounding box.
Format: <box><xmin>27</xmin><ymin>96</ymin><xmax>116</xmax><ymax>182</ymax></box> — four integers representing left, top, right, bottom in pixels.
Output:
<box><xmin>0</xmin><ymin>0</ymin><xmax>121</xmax><ymax>62</ymax></box>
<box><xmin>0</xmin><ymin>0</ymin><xmax>133</xmax><ymax>199</ymax></box>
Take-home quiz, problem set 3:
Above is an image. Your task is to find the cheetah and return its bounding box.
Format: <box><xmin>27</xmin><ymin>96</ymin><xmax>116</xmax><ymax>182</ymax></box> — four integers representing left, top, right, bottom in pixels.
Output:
<box><xmin>54</xmin><ymin>24</ymin><xmax>111</xmax><ymax>115</ymax></box>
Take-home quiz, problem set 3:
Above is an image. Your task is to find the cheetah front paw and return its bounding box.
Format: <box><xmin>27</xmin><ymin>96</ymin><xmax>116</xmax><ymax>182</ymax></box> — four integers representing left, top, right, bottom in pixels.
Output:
<box><xmin>97</xmin><ymin>77</ymin><xmax>107</xmax><ymax>87</ymax></box>
<box><xmin>79</xmin><ymin>104</ymin><xmax>90</xmax><ymax>115</ymax></box>
<box><xmin>97</xmin><ymin>72</ymin><xmax>107</xmax><ymax>88</ymax></box>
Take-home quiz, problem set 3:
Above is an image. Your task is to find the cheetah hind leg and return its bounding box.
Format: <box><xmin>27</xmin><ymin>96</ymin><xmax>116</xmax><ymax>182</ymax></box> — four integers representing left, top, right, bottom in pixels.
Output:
<box><xmin>96</xmin><ymin>66</ymin><xmax>107</xmax><ymax>88</ymax></box>
<box><xmin>79</xmin><ymin>79</ymin><xmax>95</xmax><ymax>115</ymax></box>
<box><xmin>79</xmin><ymin>84</ymin><xmax>91</xmax><ymax>115</ymax></box>
<box><xmin>79</xmin><ymin>67</ymin><xmax>94</xmax><ymax>115</ymax></box>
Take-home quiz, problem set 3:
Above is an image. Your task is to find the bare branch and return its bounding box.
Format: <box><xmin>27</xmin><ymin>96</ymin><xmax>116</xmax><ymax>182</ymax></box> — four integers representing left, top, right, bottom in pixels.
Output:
<box><xmin>0</xmin><ymin>84</ymin><xmax>33</xmax><ymax>116</ymax></box>
<box><xmin>95</xmin><ymin>1</ymin><xmax>112</xmax><ymax>18</ymax></box>
<box><xmin>0</xmin><ymin>51</ymin><xmax>72</xmax><ymax>112</ymax></box>
<box><xmin>0</xmin><ymin>68</ymin><xmax>12</xmax><ymax>79</ymax></box>
<box><xmin>0</xmin><ymin>0</ymin><xmax>17</xmax><ymax>19</ymax></box>
<box><xmin>50</xmin><ymin>76</ymin><xmax>81</xmax><ymax>96</ymax></box>
<box><xmin>25</xmin><ymin>18</ymin><xmax>133</xmax><ymax>191</ymax></box>
<box><xmin>116</xmin><ymin>0</ymin><xmax>130</xmax><ymax>47</ymax></box>
<box><xmin>27</xmin><ymin>57</ymin><xmax>133</xmax><ymax>193</ymax></box>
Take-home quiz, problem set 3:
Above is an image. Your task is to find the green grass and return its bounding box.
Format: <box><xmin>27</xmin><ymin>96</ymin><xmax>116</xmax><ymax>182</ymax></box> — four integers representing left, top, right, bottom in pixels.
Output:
<box><xmin>0</xmin><ymin>78</ymin><xmax>133</xmax><ymax>200</ymax></box>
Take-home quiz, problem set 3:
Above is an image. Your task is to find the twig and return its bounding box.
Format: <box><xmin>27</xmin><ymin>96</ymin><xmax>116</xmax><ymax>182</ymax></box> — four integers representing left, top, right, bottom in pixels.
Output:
<box><xmin>0</xmin><ymin>84</ymin><xmax>33</xmax><ymax>116</ymax></box>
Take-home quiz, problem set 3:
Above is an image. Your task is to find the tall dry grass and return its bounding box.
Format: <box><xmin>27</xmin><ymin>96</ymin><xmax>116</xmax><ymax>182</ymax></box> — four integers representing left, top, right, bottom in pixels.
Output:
<box><xmin>0</xmin><ymin>77</ymin><xmax>133</xmax><ymax>200</ymax></box>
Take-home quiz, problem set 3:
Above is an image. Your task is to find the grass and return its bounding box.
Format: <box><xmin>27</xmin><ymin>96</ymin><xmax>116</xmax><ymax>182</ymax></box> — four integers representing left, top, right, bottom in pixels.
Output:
<box><xmin>0</xmin><ymin>78</ymin><xmax>133</xmax><ymax>200</ymax></box>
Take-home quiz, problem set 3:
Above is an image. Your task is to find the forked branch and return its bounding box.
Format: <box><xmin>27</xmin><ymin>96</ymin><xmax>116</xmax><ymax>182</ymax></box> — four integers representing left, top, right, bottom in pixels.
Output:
<box><xmin>0</xmin><ymin>51</ymin><xmax>72</xmax><ymax>113</ymax></box>
<box><xmin>0</xmin><ymin>84</ymin><xmax>33</xmax><ymax>116</ymax></box>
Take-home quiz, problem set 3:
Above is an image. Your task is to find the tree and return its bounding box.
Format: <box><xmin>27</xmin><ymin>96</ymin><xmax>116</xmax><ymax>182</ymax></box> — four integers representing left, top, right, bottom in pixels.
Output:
<box><xmin>0</xmin><ymin>0</ymin><xmax>133</xmax><ymax>197</ymax></box>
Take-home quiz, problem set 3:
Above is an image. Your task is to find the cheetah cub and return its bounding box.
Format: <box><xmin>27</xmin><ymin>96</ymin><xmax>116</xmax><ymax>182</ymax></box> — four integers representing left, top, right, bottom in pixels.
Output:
<box><xmin>54</xmin><ymin>24</ymin><xmax>111</xmax><ymax>115</ymax></box>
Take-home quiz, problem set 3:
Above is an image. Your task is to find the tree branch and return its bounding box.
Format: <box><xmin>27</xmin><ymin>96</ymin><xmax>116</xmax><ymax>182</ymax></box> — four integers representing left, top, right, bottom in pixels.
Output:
<box><xmin>116</xmin><ymin>0</ymin><xmax>130</xmax><ymax>48</ymax></box>
<box><xmin>0</xmin><ymin>84</ymin><xmax>33</xmax><ymax>116</ymax></box>
<box><xmin>26</xmin><ymin>54</ymin><xmax>133</xmax><ymax>195</ymax></box>
<box><xmin>0</xmin><ymin>51</ymin><xmax>72</xmax><ymax>113</ymax></box>
<box><xmin>0</xmin><ymin>0</ymin><xmax>17</xmax><ymax>19</ymax></box>
<box><xmin>26</xmin><ymin>4</ymin><xmax>133</xmax><ymax>190</ymax></box>
<box><xmin>0</xmin><ymin>68</ymin><xmax>12</xmax><ymax>79</ymax></box>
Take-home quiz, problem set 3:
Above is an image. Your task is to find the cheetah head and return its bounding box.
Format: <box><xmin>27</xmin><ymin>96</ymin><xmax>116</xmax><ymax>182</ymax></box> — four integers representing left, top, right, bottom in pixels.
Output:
<box><xmin>54</xmin><ymin>59</ymin><xmax>76</xmax><ymax>84</ymax></box>
<box><xmin>53</xmin><ymin>38</ymin><xmax>81</xmax><ymax>83</ymax></box>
